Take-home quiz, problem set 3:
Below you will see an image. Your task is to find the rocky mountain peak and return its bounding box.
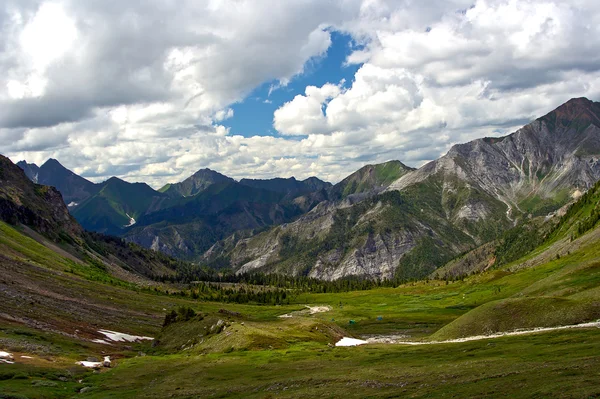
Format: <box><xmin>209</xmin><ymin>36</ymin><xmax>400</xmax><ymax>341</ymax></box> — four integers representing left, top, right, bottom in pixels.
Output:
<box><xmin>539</xmin><ymin>97</ymin><xmax>600</xmax><ymax>128</ymax></box>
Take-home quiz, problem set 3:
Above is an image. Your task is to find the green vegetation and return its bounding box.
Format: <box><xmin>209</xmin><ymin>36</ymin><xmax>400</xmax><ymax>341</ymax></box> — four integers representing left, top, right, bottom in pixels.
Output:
<box><xmin>3</xmin><ymin>154</ymin><xmax>600</xmax><ymax>397</ymax></box>
<box><xmin>64</xmin><ymin>328</ymin><xmax>599</xmax><ymax>399</ymax></box>
<box><xmin>330</xmin><ymin>160</ymin><xmax>413</xmax><ymax>199</ymax></box>
<box><xmin>72</xmin><ymin>177</ymin><xmax>166</xmax><ymax>235</ymax></box>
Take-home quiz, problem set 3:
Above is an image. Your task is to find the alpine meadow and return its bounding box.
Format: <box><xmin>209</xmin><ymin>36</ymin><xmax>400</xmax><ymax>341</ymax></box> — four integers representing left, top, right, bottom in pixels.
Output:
<box><xmin>2</xmin><ymin>1</ymin><xmax>600</xmax><ymax>398</ymax></box>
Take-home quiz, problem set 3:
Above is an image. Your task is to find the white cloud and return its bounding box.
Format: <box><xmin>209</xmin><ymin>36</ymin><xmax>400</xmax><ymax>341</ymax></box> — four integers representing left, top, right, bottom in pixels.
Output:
<box><xmin>2</xmin><ymin>0</ymin><xmax>600</xmax><ymax>187</ymax></box>
<box><xmin>272</xmin><ymin>0</ymin><xmax>600</xmax><ymax>179</ymax></box>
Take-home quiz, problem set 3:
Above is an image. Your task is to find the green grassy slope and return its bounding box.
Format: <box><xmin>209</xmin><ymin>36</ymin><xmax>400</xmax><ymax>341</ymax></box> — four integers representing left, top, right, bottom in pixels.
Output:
<box><xmin>329</xmin><ymin>160</ymin><xmax>414</xmax><ymax>199</ymax></box>
<box><xmin>72</xmin><ymin>177</ymin><xmax>167</xmax><ymax>235</ymax></box>
<box><xmin>2</xmin><ymin>171</ymin><xmax>600</xmax><ymax>398</ymax></box>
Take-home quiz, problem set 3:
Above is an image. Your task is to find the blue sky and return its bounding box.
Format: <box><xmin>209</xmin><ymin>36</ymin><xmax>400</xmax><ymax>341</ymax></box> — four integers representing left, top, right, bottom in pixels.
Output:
<box><xmin>222</xmin><ymin>32</ymin><xmax>361</xmax><ymax>138</ymax></box>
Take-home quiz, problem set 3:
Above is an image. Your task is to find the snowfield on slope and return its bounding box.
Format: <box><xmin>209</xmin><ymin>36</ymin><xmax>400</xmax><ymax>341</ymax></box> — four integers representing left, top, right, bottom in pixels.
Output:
<box><xmin>93</xmin><ymin>329</ymin><xmax>154</xmax><ymax>344</ymax></box>
<box><xmin>279</xmin><ymin>305</ymin><xmax>332</xmax><ymax>318</ymax></box>
<box><xmin>334</xmin><ymin>320</ymin><xmax>600</xmax><ymax>347</ymax></box>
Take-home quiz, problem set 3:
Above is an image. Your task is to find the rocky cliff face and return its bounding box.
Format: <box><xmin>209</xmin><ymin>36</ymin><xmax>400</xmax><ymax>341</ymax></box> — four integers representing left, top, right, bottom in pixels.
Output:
<box><xmin>213</xmin><ymin>98</ymin><xmax>600</xmax><ymax>280</ymax></box>
<box><xmin>389</xmin><ymin>98</ymin><xmax>600</xmax><ymax>218</ymax></box>
<box><xmin>0</xmin><ymin>155</ymin><xmax>82</xmax><ymax>240</ymax></box>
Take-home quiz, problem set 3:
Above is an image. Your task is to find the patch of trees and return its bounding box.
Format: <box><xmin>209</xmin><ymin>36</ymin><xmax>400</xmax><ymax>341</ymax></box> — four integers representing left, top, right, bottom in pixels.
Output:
<box><xmin>163</xmin><ymin>306</ymin><xmax>199</xmax><ymax>327</ymax></box>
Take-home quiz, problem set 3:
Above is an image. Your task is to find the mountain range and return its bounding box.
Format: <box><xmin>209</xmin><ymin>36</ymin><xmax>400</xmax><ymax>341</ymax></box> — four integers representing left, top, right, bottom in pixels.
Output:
<box><xmin>206</xmin><ymin>97</ymin><xmax>600</xmax><ymax>280</ymax></box>
<box><xmin>14</xmin><ymin>97</ymin><xmax>600</xmax><ymax>280</ymax></box>
<box><xmin>3</xmin><ymin>118</ymin><xmax>600</xmax><ymax>397</ymax></box>
<box><xmin>15</xmin><ymin>156</ymin><xmax>333</xmax><ymax>259</ymax></box>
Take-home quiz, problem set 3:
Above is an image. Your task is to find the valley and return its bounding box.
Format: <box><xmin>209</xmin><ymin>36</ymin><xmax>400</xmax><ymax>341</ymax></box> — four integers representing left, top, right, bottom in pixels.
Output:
<box><xmin>1</xmin><ymin>98</ymin><xmax>600</xmax><ymax>398</ymax></box>
<box><xmin>3</xmin><ymin>2</ymin><xmax>600</xmax><ymax>397</ymax></box>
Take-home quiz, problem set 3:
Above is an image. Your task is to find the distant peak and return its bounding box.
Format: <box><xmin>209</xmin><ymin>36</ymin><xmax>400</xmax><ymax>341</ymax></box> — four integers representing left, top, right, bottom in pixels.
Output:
<box><xmin>17</xmin><ymin>160</ymin><xmax>38</xmax><ymax>167</ymax></box>
<box><xmin>41</xmin><ymin>158</ymin><xmax>65</xmax><ymax>169</ymax></box>
<box><xmin>549</xmin><ymin>97</ymin><xmax>598</xmax><ymax>117</ymax></box>
<box><xmin>193</xmin><ymin>167</ymin><xmax>218</xmax><ymax>175</ymax></box>
<box><xmin>189</xmin><ymin>168</ymin><xmax>232</xmax><ymax>180</ymax></box>
<box><xmin>106</xmin><ymin>176</ymin><xmax>124</xmax><ymax>183</ymax></box>
<box><xmin>564</xmin><ymin>97</ymin><xmax>593</xmax><ymax>106</ymax></box>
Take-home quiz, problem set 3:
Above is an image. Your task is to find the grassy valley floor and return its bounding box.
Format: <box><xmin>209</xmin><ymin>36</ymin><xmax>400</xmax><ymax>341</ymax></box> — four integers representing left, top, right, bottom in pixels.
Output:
<box><xmin>1</xmin><ymin>216</ymin><xmax>600</xmax><ymax>398</ymax></box>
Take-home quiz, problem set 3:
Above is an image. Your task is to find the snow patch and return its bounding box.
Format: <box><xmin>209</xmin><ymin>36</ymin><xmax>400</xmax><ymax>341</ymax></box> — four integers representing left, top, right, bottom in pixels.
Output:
<box><xmin>335</xmin><ymin>337</ymin><xmax>368</xmax><ymax>347</ymax></box>
<box><xmin>97</xmin><ymin>329</ymin><xmax>153</xmax><ymax>343</ymax></box>
<box><xmin>0</xmin><ymin>352</ymin><xmax>14</xmax><ymax>363</ymax></box>
<box><xmin>124</xmin><ymin>213</ymin><xmax>136</xmax><ymax>227</ymax></box>
<box><xmin>79</xmin><ymin>361</ymin><xmax>103</xmax><ymax>369</ymax></box>
<box><xmin>78</xmin><ymin>356</ymin><xmax>111</xmax><ymax>369</ymax></box>
<box><xmin>364</xmin><ymin>334</ymin><xmax>409</xmax><ymax>344</ymax></box>
<box><xmin>307</xmin><ymin>305</ymin><xmax>331</xmax><ymax>314</ymax></box>
<box><xmin>279</xmin><ymin>305</ymin><xmax>331</xmax><ymax>318</ymax></box>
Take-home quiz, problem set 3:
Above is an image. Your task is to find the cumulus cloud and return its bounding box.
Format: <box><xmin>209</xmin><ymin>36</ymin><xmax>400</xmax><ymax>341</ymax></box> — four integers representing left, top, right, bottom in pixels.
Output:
<box><xmin>2</xmin><ymin>0</ymin><xmax>600</xmax><ymax>187</ymax></box>
<box><xmin>272</xmin><ymin>0</ymin><xmax>600</xmax><ymax>176</ymax></box>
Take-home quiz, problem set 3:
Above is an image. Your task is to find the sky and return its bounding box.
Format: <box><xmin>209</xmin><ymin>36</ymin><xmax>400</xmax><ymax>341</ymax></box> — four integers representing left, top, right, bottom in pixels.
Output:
<box><xmin>1</xmin><ymin>0</ymin><xmax>600</xmax><ymax>188</ymax></box>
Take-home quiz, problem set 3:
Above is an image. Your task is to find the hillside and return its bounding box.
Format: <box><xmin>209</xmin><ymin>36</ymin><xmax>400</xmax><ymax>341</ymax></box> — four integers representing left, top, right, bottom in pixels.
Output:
<box><xmin>72</xmin><ymin>177</ymin><xmax>168</xmax><ymax>236</ymax></box>
<box><xmin>1</xmin><ymin>155</ymin><xmax>82</xmax><ymax>240</ymax></box>
<box><xmin>328</xmin><ymin>160</ymin><xmax>414</xmax><ymax>199</ymax></box>
<box><xmin>429</xmin><ymin>179</ymin><xmax>600</xmax><ymax>341</ymax></box>
<box><xmin>2</xmin><ymin>149</ymin><xmax>600</xmax><ymax>398</ymax></box>
<box><xmin>0</xmin><ymin>155</ymin><xmax>188</xmax><ymax>280</ymax></box>
<box><xmin>159</xmin><ymin>168</ymin><xmax>235</xmax><ymax>198</ymax></box>
<box><xmin>239</xmin><ymin>176</ymin><xmax>331</xmax><ymax>197</ymax></box>
<box><xmin>213</xmin><ymin>98</ymin><xmax>600</xmax><ymax>280</ymax></box>
<box><xmin>124</xmin><ymin>181</ymin><xmax>322</xmax><ymax>260</ymax></box>
<box><xmin>17</xmin><ymin>159</ymin><xmax>99</xmax><ymax>205</ymax></box>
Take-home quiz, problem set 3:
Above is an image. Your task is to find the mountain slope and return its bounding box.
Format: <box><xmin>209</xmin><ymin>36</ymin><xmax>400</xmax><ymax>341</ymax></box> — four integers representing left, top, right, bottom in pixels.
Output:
<box><xmin>429</xmin><ymin>179</ymin><xmax>600</xmax><ymax>340</ymax></box>
<box><xmin>17</xmin><ymin>158</ymin><xmax>99</xmax><ymax>205</ymax></box>
<box><xmin>1</xmin><ymin>155</ymin><xmax>82</xmax><ymax>240</ymax></box>
<box><xmin>389</xmin><ymin>97</ymin><xmax>600</xmax><ymax>217</ymax></box>
<box><xmin>329</xmin><ymin>160</ymin><xmax>414</xmax><ymax>200</ymax></box>
<box><xmin>214</xmin><ymin>98</ymin><xmax>600</xmax><ymax>280</ymax></box>
<box><xmin>159</xmin><ymin>168</ymin><xmax>234</xmax><ymax>198</ymax></box>
<box><xmin>16</xmin><ymin>160</ymin><xmax>40</xmax><ymax>182</ymax></box>
<box><xmin>0</xmin><ymin>154</ymin><xmax>184</xmax><ymax>280</ymax></box>
<box><xmin>239</xmin><ymin>176</ymin><xmax>331</xmax><ymax>197</ymax></box>
<box><xmin>124</xmin><ymin>181</ymin><xmax>319</xmax><ymax>260</ymax></box>
<box><xmin>72</xmin><ymin>177</ymin><xmax>168</xmax><ymax>235</ymax></box>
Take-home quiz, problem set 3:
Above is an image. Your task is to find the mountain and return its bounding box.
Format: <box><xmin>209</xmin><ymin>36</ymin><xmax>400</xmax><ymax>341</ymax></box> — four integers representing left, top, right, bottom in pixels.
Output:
<box><xmin>210</xmin><ymin>98</ymin><xmax>600</xmax><ymax>280</ymax></box>
<box><xmin>388</xmin><ymin>97</ymin><xmax>600</xmax><ymax>217</ymax></box>
<box><xmin>17</xmin><ymin>158</ymin><xmax>99</xmax><ymax>205</ymax></box>
<box><xmin>124</xmin><ymin>180</ymin><xmax>322</xmax><ymax>260</ymax></box>
<box><xmin>12</xmin><ymin>159</ymin><xmax>332</xmax><ymax>259</ymax></box>
<box><xmin>72</xmin><ymin>177</ymin><xmax>168</xmax><ymax>236</ymax></box>
<box><xmin>0</xmin><ymin>154</ymin><xmax>183</xmax><ymax>279</ymax></box>
<box><xmin>239</xmin><ymin>176</ymin><xmax>331</xmax><ymax>197</ymax></box>
<box><xmin>159</xmin><ymin>168</ymin><xmax>234</xmax><ymax>198</ymax></box>
<box><xmin>2</xmin><ymin>146</ymin><xmax>600</xmax><ymax>397</ymax></box>
<box><xmin>328</xmin><ymin>160</ymin><xmax>414</xmax><ymax>200</ymax></box>
<box><xmin>1</xmin><ymin>155</ymin><xmax>82</xmax><ymax>240</ymax></box>
<box><xmin>16</xmin><ymin>160</ymin><xmax>40</xmax><ymax>182</ymax></box>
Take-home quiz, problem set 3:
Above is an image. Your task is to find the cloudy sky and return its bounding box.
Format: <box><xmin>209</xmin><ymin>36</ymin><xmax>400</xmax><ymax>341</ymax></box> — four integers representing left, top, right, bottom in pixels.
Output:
<box><xmin>2</xmin><ymin>0</ymin><xmax>600</xmax><ymax>187</ymax></box>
